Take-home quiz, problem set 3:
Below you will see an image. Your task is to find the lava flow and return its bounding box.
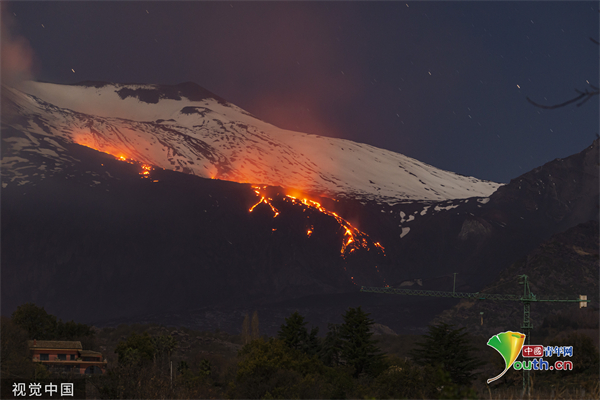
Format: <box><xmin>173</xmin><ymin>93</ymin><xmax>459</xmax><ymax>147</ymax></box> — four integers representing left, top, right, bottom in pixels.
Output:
<box><xmin>139</xmin><ymin>164</ymin><xmax>153</xmax><ymax>179</ymax></box>
<box><xmin>306</xmin><ymin>225</ymin><xmax>314</xmax><ymax>238</ymax></box>
<box><xmin>248</xmin><ymin>186</ymin><xmax>280</xmax><ymax>217</ymax></box>
<box><xmin>74</xmin><ymin>138</ymin><xmax>156</xmax><ymax>180</ymax></box>
<box><xmin>249</xmin><ymin>186</ymin><xmax>385</xmax><ymax>258</ymax></box>
<box><xmin>73</xmin><ymin>135</ymin><xmax>132</xmax><ymax>162</ymax></box>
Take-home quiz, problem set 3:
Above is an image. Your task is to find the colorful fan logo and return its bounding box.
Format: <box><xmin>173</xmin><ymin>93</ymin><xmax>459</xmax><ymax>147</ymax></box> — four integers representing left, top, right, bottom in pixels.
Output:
<box><xmin>486</xmin><ymin>331</ymin><xmax>526</xmax><ymax>384</ymax></box>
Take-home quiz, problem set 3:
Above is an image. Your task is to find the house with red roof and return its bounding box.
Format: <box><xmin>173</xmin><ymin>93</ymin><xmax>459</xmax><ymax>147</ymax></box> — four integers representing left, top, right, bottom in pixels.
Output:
<box><xmin>28</xmin><ymin>340</ymin><xmax>107</xmax><ymax>375</ymax></box>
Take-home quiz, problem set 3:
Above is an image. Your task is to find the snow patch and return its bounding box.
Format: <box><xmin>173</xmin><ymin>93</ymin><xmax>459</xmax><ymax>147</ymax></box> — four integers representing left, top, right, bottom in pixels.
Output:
<box><xmin>434</xmin><ymin>204</ymin><xmax>459</xmax><ymax>212</ymax></box>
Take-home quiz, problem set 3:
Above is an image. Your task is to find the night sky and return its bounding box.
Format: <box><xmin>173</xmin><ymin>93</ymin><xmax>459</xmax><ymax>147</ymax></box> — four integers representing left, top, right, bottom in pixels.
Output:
<box><xmin>4</xmin><ymin>1</ymin><xmax>598</xmax><ymax>184</ymax></box>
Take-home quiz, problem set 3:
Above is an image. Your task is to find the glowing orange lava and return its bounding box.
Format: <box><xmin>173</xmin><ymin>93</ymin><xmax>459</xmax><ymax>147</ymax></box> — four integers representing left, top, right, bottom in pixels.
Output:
<box><xmin>284</xmin><ymin>194</ymin><xmax>382</xmax><ymax>257</ymax></box>
<box><xmin>77</xmin><ymin>136</ymin><xmax>384</xmax><ymax>259</ymax></box>
<box><xmin>248</xmin><ymin>186</ymin><xmax>385</xmax><ymax>258</ymax></box>
<box><xmin>306</xmin><ymin>226</ymin><xmax>314</xmax><ymax>237</ymax></box>
<box><xmin>139</xmin><ymin>164</ymin><xmax>153</xmax><ymax>179</ymax></box>
<box><xmin>73</xmin><ymin>135</ymin><xmax>132</xmax><ymax>162</ymax></box>
<box><xmin>248</xmin><ymin>186</ymin><xmax>280</xmax><ymax>217</ymax></box>
<box><xmin>74</xmin><ymin>138</ymin><xmax>154</xmax><ymax>179</ymax></box>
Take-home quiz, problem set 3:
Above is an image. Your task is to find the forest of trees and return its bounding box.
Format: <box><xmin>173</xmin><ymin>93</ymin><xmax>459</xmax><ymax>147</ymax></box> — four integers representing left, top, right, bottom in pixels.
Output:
<box><xmin>2</xmin><ymin>302</ymin><xmax>598</xmax><ymax>399</ymax></box>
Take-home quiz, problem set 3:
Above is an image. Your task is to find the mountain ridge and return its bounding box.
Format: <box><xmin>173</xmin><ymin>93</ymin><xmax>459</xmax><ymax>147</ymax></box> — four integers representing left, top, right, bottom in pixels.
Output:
<box><xmin>5</xmin><ymin>81</ymin><xmax>501</xmax><ymax>203</ymax></box>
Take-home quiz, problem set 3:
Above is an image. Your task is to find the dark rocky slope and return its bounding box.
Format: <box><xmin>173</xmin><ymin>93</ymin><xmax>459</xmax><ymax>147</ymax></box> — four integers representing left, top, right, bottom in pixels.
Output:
<box><xmin>433</xmin><ymin>220</ymin><xmax>599</xmax><ymax>340</ymax></box>
<box><xmin>2</xmin><ymin>102</ymin><xmax>597</xmax><ymax>335</ymax></box>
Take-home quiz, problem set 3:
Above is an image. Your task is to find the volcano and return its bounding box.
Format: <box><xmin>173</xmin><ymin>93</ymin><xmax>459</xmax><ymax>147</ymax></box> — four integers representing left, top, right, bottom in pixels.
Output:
<box><xmin>2</xmin><ymin>81</ymin><xmax>597</xmax><ymax>335</ymax></box>
<box><xmin>3</xmin><ymin>81</ymin><xmax>500</xmax><ymax>203</ymax></box>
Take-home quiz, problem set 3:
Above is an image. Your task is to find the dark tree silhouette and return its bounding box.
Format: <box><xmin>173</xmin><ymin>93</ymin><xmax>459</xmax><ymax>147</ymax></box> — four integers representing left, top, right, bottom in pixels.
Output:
<box><xmin>526</xmin><ymin>83</ymin><xmax>599</xmax><ymax>109</ymax></box>
<box><xmin>527</xmin><ymin>25</ymin><xmax>599</xmax><ymax>109</ymax></box>
<box><xmin>319</xmin><ymin>323</ymin><xmax>344</xmax><ymax>367</ymax></box>
<box><xmin>11</xmin><ymin>302</ymin><xmax>94</xmax><ymax>341</ymax></box>
<box><xmin>410</xmin><ymin>323</ymin><xmax>483</xmax><ymax>386</ymax></box>
<box><xmin>277</xmin><ymin>311</ymin><xmax>320</xmax><ymax>356</ymax></box>
<box><xmin>339</xmin><ymin>306</ymin><xmax>386</xmax><ymax>378</ymax></box>
<box><xmin>114</xmin><ymin>332</ymin><xmax>156</xmax><ymax>366</ymax></box>
<box><xmin>11</xmin><ymin>303</ymin><xmax>58</xmax><ymax>340</ymax></box>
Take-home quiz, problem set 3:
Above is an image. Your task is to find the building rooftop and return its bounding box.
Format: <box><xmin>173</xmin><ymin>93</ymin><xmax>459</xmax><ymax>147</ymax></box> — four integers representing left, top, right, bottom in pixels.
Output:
<box><xmin>28</xmin><ymin>340</ymin><xmax>83</xmax><ymax>350</ymax></box>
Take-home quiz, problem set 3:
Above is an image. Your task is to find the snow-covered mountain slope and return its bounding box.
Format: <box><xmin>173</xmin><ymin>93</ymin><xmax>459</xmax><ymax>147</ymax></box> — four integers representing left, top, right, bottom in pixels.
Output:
<box><xmin>3</xmin><ymin>81</ymin><xmax>501</xmax><ymax>202</ymax></box>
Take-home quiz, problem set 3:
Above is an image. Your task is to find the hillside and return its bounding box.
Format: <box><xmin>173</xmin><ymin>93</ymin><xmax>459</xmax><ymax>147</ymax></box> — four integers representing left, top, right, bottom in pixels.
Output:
<box><xmin>2</xmin><ymin>80</ymin><xmax>597</xmax><ymax>336</ymax></box>
<box><xmin>433</xmin><ymin>220</ymin><xmax>599</xmax><ymax>341</ymax></box>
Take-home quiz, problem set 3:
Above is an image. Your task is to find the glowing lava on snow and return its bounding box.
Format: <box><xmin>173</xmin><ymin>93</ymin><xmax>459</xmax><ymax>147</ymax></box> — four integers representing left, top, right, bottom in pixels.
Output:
<box><xmin>74</xmin><ymin>137</ymin><xmax>156</xmax><ymax>181</ymax></box>
<box><xmin>248</xmin><ymin>186</ymin><xmax>385</xmax><ymax>258</ymax></box>
<box><xmin>73</xmin><ymin>135</ymin><xmax>131</xmax><ymax>162</ymax></box>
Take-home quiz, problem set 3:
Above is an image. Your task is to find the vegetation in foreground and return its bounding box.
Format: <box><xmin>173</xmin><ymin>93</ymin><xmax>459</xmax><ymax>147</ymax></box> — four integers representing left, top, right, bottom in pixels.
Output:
<box><xmin>2</xmin><ymin>303</ymin><xmax>598</xmax><ymax>399</ymax></box>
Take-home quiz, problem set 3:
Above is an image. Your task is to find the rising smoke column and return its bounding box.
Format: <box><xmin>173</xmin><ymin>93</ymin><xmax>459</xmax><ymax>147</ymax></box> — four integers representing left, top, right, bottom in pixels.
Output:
<box><xmin>1</xmin><ymin>3</ymin><xmax>36</xmax><ymax>87</ymax></box>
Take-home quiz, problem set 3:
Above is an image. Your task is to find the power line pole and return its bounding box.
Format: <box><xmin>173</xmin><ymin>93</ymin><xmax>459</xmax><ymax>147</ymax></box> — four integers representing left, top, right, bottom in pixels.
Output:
<box><xmin>360</xmin><ymin>274</ymin><xmax>589</xmax><ymax>396</ymax></box>
<box><xmin>453</xmin><ymin>272</ymin><xmax>457</xmax><ymax>294</ymax></box>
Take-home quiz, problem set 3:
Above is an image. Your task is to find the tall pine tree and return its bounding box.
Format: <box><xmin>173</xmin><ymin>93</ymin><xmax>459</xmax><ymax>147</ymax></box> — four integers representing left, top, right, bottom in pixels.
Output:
<box><xmin>409</xmin><ymin>323</ymin><xmax>483</xmax><ymax>386</ymax></box>
<box><xmin>251</xmin><ymin>310</ymin><xmax>260</xmax><ymax>340</ymax></box>
<box><xmin>340</xmin><ymin>306</ymin><xmax>385</xmax><ymax>378</ymax></box>
<box><xmin>319</xmin><ymin>323</ymin><xmax>344</xmax><ymax>367</ymax></box>
<box><xmin>241</xmin><ymin>313</ymin><xmax>251</xmax><ymax>345</ymax></box>
<box><xmin>277</xmin><ymin>311</ymin><xmax>320</xmax><ymax>356</ymax></box>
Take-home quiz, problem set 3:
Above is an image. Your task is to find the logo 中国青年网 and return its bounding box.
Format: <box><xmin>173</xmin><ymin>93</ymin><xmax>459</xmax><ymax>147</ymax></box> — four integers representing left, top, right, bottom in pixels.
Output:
<box><xmin>486</xmin><ymin>332</ymin><xmax>574</xmax><ymax>384</ymax></box>
<box><xmin>486</xmin><ymin>331</ymin><xmax>526</xmax><ymax>384</ymax></box>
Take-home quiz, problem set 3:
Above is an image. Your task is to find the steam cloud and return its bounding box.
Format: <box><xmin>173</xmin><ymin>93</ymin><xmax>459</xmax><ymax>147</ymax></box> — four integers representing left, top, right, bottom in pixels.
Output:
<box><xmin>193</xmin><ymin>3</ymin><xmax>364</xmax><ymax>139</ymax></box>
<box><xmin>1</xmin><ymin>3</ymin><xmax>35</xmax><ymax>87</ymax></box>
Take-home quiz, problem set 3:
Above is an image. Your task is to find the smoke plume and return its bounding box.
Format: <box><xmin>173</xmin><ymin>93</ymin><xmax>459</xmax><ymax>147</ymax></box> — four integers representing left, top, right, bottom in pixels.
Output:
<box><xmin>1</xmin><ymin>3</ymin><xmax>35</xmax><ymax>87</ymax></box>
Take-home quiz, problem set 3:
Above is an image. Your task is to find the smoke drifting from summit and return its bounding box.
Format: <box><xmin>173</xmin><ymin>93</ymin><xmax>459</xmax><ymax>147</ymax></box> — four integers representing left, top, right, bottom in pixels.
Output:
<box><xmin>183</xmin><ymin>2</ymin><xmax>365</xmax><ymax>139</ymax></box>
<box><xmin>1</xmin><ymin>3</ymin><xmax>36</xmax><ymax>87</ymax></box>
<box><xmin>3</xmin><ymin>1</ymin><xmax>597</xmax><ymax>184</ymax></box>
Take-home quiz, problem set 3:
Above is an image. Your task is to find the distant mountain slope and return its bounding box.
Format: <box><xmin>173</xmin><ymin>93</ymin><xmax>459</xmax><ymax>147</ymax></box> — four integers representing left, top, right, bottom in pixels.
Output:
<box><xmin>2</xmin><ymin>124</ymin><xmax>595</xmax><ymax>333</ymax></box>
<box><xmin>489</xmin><ymin>139</ymin><xmax>599</xmax><ymax>234</ymax></box>
<box><xmin>1</xmin><ymin>82</ymin><xmax>597</xmax><ymax>336</ymax></box>
<box><xmin>3</xmin><ymin>81</ymin><xmax>501</xmax><ymax>203</ymax></box>
<box><xmin>367</xmin><ymin>139</ymin><xmax>599</xmax><ymax>293</ymax></box>
<box><xmin>433</xmin><ymin>220</ymin><xmax>599</xmax><ymax>339</ymax></box>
